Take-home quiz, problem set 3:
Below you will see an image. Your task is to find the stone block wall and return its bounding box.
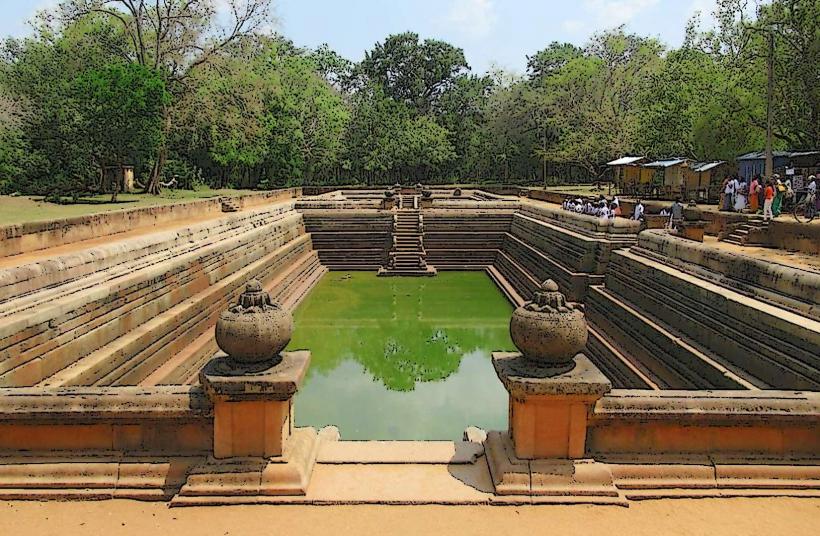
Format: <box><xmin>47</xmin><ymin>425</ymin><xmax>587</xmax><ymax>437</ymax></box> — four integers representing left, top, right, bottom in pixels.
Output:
<box><xmin>300</xmin><ymin>209</ymin><xmax>392</xmax><ymax>269</ymax></box>
<box><xmin>493</xmin><ymin>206</ymin><xmax>639</xmax><ymax>302</ymax></box>
<box><xmin>0</xmin><ymin>188</ymin><xmax>301</xmax><ymax>258</ymax></box>
<box><xmin>0</xmin><ymin>202</ymin><xmax>319</xmax><ymax>388</ymax></box>
<box><xmin>584</xmin><ymin>234</ymin><xmax>820</xmax><ymax>391</ymax></box>
<box><xmin>424</xmin><ymin>209</ymin><xmax>513</xmax><ymax>268</ymax></box>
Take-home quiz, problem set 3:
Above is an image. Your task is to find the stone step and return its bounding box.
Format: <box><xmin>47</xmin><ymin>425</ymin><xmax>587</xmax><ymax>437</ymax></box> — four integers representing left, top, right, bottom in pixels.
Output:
<box><xmin>0</xmin><ymin>221</ymin><xmax>304</xmax><ymax>382</ymax></box>
<box><xmin>0</xmin><ymin>212</ymin><xmax>309</xmax><ymax>387</ymax></box>
<box><xmin>35</xmin><ymin>236</ymin><xmax>314</xmax><ymax>388</ymax></box>
<box><xmin>584</xmin><ymin>325</ymin><xmax>658</xmax><ymax>390</ymax></box>
<box><xmin>586</xmin><ymin>285</ymin><xmax>750</xmax><ymax>390</ymax></box>
<box><xmin>602</xmin><ymin>249</ymin><xmax>820</xmax><ymax>390</ymax></box>
<box><xmin>140</xmin><ymin>251</ymin><xmax>325</xmax><ymax>387</ymax></box>
<box><xmin>0</xmin><ymin>206</ymin><xmax>298</xmax><ymax>307</ymax></box>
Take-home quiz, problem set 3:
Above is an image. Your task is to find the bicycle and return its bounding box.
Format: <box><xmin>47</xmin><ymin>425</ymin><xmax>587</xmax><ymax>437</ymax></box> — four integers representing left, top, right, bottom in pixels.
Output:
<box><xmin>792</xmin><ymin>189</ymin><xmax>817</xmax><ymax>223</ymax></box>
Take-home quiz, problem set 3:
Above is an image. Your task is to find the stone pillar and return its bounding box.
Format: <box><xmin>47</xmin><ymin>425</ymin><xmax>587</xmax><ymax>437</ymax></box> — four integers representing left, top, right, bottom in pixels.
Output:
<box><xmin>485</xmin><ymin>280</ymin><xmax>622</xmax><ymax>503</ymax></box>
<box><xmin>202</xmin><ymin>351</ymin><xmax>309</xmax><ymax>459</ymax></box>
<box><xmin>493</xmin><ymin>352</ymin><xmax>610</xmax><ymax>460</ymax></box>
<box><xmin>174</xmin><ymin>281</ymin><xmax>320</xmax><ymax>503</ymax></box>
<box><xmin>381</xmin><ymin>190</ymin><xmax>396</xmax><ymax>210</ymax></box>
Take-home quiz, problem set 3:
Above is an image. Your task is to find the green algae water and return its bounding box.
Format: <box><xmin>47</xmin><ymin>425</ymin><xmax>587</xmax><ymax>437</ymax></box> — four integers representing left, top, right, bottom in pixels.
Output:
<box><xmin>287</xmin><ymin>271</ymin><xmax>513</xmax><ymax>440</ymax></box>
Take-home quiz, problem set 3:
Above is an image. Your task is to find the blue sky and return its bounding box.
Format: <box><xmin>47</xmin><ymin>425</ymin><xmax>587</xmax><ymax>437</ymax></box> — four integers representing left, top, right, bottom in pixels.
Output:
<box><xmin>1</xmin><ymin>0</ymin><xmax>747</xmax><ymax>73</ymax></box>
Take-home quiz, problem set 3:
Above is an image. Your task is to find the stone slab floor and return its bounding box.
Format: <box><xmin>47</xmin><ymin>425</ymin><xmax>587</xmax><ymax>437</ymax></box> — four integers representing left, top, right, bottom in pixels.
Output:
<box><xmin>2</xmin><ymin>498</ymin><xmax>817</xmax><ymax>536</ymax></box>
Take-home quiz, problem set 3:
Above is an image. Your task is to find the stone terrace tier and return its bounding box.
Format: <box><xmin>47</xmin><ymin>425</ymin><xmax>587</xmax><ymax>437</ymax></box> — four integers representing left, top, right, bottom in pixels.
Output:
<box><xmin>585</xmin><ymin>231</ymin><xmax>820</xmax><ymax>391</ymax></box>
<box><xmin>0</xmin><ymin>202</ymin><xmax>323</xmax><ymax>388</ymax></box>
<box><xmin>298</xmin><ymin>209</ymin><xmax>392</xmax><ymax>269</ymax></box>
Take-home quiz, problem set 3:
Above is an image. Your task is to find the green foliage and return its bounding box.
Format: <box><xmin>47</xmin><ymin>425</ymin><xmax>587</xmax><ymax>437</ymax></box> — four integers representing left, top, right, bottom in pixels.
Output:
<box><xmin>357</xmin><ymin>32</ymin><xmax>468</xmax><ymax>115</ymax></box>
<box><xmin>0</xmin><ymin>0</ymin><xmax>815</xmax><ymax>196</ymax></box>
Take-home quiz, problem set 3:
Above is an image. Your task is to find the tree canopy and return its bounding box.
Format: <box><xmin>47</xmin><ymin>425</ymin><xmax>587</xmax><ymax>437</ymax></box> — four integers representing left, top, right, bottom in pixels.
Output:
<box><xmin>0</xmin><ymin>0</ymin><xmax>816</xmax><ymax>195</ymax></box>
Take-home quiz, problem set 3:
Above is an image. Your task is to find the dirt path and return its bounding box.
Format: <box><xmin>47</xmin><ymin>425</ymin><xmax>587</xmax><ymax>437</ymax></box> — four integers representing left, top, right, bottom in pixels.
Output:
<box><xmin>3</xmin><ymin>498</ymin><xmax>818</xmax><ymax>536</ymax></box>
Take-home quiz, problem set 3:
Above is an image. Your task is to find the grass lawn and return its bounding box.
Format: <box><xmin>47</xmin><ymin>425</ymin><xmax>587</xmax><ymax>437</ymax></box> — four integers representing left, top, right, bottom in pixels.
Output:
<box><xmin>0</xmin><ymin>188</ymin><xmax>256</xmax><ymax>226</ymax></box>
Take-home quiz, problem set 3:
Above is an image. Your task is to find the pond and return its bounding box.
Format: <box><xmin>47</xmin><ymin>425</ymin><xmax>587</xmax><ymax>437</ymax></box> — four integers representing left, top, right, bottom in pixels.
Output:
<box><xmin>287</xmin><ymin>271</ymin><xmax>513</xmax><ymax>440</ymax></box>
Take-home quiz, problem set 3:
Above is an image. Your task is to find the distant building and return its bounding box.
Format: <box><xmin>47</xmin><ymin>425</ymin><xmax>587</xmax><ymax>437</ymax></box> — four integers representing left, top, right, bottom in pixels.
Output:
<box><xmin>641</xmin><ymin>158</ymin><xmax>689</xmax><ymax>198</ymax></box>
<box><xmin>685</xmin><ymin>161</ymin><xmax>728</xmax><ymax>201</ymax></box>
<box><xmin>609</xmin><ymin>157</ymin><xmax>728</xmax><ymax>201</ymax></box>
<box><xmin>736</xmin><ymin>150</ymin><xmax>820</xmax><ymax>181</ymax></box>
<box><xmin>606</xmin><ymin>156</ymin><xmax>645</xmax><ymax>194</ymax></box>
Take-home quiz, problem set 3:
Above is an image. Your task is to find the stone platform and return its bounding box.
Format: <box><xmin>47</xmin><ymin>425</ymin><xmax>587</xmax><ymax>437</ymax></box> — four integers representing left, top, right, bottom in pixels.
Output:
<box><xmin>376</xmin><ymin>265</ymin><xmax>437</xmax><ymax>277</ymax></box>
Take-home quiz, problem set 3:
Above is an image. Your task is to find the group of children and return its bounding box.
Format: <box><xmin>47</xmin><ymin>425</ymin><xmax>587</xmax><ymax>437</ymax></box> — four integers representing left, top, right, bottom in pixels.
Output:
<box><xmin>562</xmin><ymin>196</ymin><xmax>622</xmax><ymax>219</ymax></box>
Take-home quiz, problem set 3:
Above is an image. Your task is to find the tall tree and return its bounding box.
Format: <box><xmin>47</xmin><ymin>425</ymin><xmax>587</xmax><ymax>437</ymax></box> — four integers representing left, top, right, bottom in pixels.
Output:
<box><xmin>357</xmin><ymin>32</ymin><xmax>468</xmax><ymax>115</ymax></box>
<box><xmin>58</xmin><ymin>0</ymin><xmax>275</xmax><ymax>193</ymax></box>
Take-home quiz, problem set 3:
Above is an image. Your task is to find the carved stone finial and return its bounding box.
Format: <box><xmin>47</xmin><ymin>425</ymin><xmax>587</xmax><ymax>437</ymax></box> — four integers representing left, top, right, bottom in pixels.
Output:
<box><xmin>215</xmin><ymin>280</ymin><xmax>293</xmax><ymax>365</ymax></box>
<box><xmin>509</xmin><ymin>279</ymin><xmax>588</xmax><ymax>373</ymax></box>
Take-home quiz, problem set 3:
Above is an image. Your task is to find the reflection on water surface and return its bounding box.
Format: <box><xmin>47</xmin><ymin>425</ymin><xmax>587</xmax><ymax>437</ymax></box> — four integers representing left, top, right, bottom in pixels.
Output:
<box><xmin>287</xmin><ymin>271</ymin><xmax>513</xmax><ymax>439</ymax></box>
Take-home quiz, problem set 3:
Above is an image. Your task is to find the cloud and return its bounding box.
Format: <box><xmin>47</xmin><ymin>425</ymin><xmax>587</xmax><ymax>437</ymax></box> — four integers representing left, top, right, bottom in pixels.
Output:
<box><xmin>443</xmin><ymin>0</ymin><xmax>498</xmax><ymax>39</ymax></box>
<box><xmin>581</xmin><ymin>0</ymin><xmax>661</xmax><ymax>27</ymax></box>
<box><xmin>561</xmin><ymin>19</ymin><xmax>586</xmax><ymax>34</ymax></box>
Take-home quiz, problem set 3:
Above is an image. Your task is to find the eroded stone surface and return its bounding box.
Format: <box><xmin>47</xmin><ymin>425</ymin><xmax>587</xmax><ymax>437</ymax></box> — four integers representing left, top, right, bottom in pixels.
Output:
<box><xmin>493</xmin><ymin>353</ymin><xmax>611</xmax><ymax>398</ymax></box>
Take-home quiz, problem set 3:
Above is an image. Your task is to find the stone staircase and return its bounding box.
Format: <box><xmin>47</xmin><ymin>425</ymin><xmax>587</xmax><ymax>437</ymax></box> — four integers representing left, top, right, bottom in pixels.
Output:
<box><xmin>379</xmin><ymin>206</ymin><xmax>436</xmax><ymax>277</ymax></box>
<box><xmin>220</xmin><ymin>197</ymin><xmax>240</xmax><ymax>212</ymax></box>
<box><xmin>584</xmin><ymin>246</ymin><xmax>820</xmax><ymax>391</ymax></box>
<box><xmin>398</xmin><ymin>194</ymin><xmax>418</xmax><ymax>210</ymax></box>
<box><xmin>722</xmin><ymin>215</ymin><xmax>769</xmax><ymax>246</ymax></box>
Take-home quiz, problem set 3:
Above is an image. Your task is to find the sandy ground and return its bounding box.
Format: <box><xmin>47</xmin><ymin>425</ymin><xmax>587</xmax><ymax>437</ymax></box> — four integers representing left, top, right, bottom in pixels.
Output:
<box><xmin>2</xmin><ymin>498</ymin><xmax>818</xmax><ymax>536</ymax></box>
<box><xmin>703</xmin><ymin>235</ymin><xmax>820</xmax><ymax>272</ymax></box>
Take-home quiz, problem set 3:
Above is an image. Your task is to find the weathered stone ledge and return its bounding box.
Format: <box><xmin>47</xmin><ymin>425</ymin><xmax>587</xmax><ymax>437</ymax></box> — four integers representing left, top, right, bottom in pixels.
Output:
<box><xmin>0</xmin><ymin>188</ymin><xmax>301</xmax><ymax>258</ymax></box>
<box><xmin>636</xmin><ymin>230</ymin><xmax>819</xmax><ymax>317</ymax></box>
<box><xmin>0</xmin><ymin>386</ymin><xmax>210</xmax><ymax>420</ymax></box>
<box><xmin>594</xmin><ymin>389</ymin><xmax>820</xmax><ymax>421</ymax></box>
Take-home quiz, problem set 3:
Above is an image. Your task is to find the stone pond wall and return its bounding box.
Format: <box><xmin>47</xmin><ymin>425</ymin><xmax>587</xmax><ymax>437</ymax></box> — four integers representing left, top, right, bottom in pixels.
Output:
<box><xmin>584</xmin><ymin>231</ymin><xmax>820</xmax><ymax>391</ymax></box>
<box><xmin>0</xmin><ymin>188</ymin><xmax>301</xmax><ymax>258</ymax></box>
<box><xmin>0</xmin><ymin>200</ymin><xmax>321</xmax><ymax>388</ymax></box>
<box><xmin>299</xmin><ymin>208</ymin><xmax>393</xmax><ymax>269</ymax></box>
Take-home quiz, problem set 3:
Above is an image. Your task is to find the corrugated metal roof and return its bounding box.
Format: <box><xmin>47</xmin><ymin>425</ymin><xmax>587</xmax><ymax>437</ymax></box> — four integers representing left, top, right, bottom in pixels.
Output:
<box><xmin>736</xmin><ymin>150</ymin><xmax>809</xmax><ymax>160</ymax></box>
<box><xmin>607</xmin><ymin>156</ymin><xmax>645</xmax><ymax>166</ymax></box>
<box><xmin>691</xmin><ymin>161</ymin><xmax>726</xmax><ymax>172</ymax></box>
<box><xmin>643</xmin><ymin>158</ymin><xmax>688</xmax><ymax>168</ymax></box>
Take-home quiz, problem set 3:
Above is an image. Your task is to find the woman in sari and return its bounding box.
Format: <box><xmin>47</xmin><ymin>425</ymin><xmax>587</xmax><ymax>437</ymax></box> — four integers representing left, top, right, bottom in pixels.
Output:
<box><xmin>749</xmin><ymin>176</ymin><xmax>760</xmax><ymax>213</ymax></box>
<box><xmin>734</xmin><ymin>178</ymin><xmax>748</xmax><ymax>212</ymax></box>
<box><xmin>772</xmin><ymin>177</ymin><xmax>785</xmax><ymax>217</ymax></box>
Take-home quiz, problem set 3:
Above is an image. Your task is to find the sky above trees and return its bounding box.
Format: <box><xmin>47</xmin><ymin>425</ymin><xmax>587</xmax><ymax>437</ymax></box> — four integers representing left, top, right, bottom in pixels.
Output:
<box><xmin>1</xmin><ymin>0</ymin><xmax>764</xmax><ymax>73</ymax></box>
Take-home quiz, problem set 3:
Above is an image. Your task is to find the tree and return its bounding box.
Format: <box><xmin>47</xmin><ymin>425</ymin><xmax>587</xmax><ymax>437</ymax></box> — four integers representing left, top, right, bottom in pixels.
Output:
<box><xmin>0</xmin><ymin>95</ymin><xmax>30</xmax><ymax>194</ymax></box>
<box><xmin>1</xmin><ymin>18</ymin><xmax>120</xmax><ymax>199</ymax></box>
<box><xmin>76</xmin><ymin>62</ymin><xmax>169</xmax><ymax>200</ymax></box>
<box><xmin>58</xmin><ymin>0</ymin><xmax>275</xmax><ymax>193</ymax></box>
<box><xmin>435</xmin><ymin>74</ymin><xmax>494</xmax><ymax>179</ymax></box>
<box><xmin>527</xmin><ymin>42</ymin><xmax>582</xmax><ymax>81</ymax></box>
<box><xmin>357</xmin><ymin>32</ymin><xmax>468</xmax><ymax>115</ymax></box>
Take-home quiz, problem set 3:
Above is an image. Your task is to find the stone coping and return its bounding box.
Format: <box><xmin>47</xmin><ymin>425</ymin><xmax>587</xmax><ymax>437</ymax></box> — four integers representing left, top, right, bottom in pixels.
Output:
<box><xmin>0</xmin><ymin>188</ymin><xmax>301</xmax><ymax>239</ymax></box>
<box><xmin>201</xmin><ymin>351</ymin><xmax>310</xmax><ymax>402</ymax></box>
<box><xmin>635</xmin><ymin>230</ymin><xmax>820</xmax><ymax>315</ymax></box>
<box><xmin>492</xmin><ymin>352</ymin><xmax>612</xmax><ymax>397</ymax></box>
<box><xmin>0</xmin><ymin>203</ymin><xmax>298</xmax><ymax>295</ymax></box>
<box><xmin>594</xmin><ymin>389</ymin><xmax>820</xmax><ymax>422</ymax></box>
<box><xmin>2</xmin><ymin>384</ymin><xmax>816</xmax><ymax>426</ymax></box>
<box><xmin>0</xmin><ymin>385</ymin><xmax>210</xmax><ymax>420</ymax></box>
<box><xmin>0</xmin><ymin>188</ymin><xmax>301</xmax><ymax>259</ymax></box>
<box><xmin>520</xmin><ymin>202</ymin><xmax>641</xmax><ymax>237</ymax></box>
